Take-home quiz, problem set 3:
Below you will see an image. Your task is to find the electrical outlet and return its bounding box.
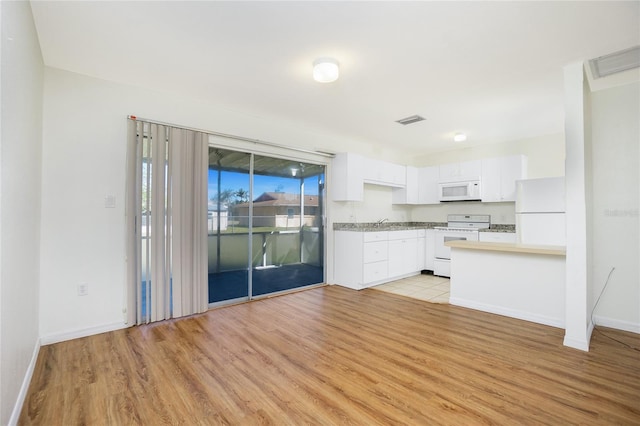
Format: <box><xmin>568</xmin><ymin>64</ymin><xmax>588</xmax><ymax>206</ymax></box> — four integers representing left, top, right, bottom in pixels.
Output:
<box><xmin>104</xmin><ymin>195</ymin><xmax>116</xmax><ymax>208</ymax></box>
<box><xmin>78</xmin><ymin>283</ymin><xmax>89</xmax><ymax>296</ymax></box>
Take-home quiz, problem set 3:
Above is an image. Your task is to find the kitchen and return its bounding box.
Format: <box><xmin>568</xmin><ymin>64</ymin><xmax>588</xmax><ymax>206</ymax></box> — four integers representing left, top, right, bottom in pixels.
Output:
<box><xmin>331</xmin><ymin>146</ymin><xmax>564</xmax><ymax>292</ymax></box>
<box><xmin>328</xmin><ymin>86</ymin><xmax>639</xmax><ymax>352</ymax></box>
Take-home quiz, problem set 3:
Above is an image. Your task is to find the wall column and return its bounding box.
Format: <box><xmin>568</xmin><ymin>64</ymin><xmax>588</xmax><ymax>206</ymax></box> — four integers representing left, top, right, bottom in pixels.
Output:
<box><xmin>563</xmin><ymin>62</ymin><xmax>592</xmax><ymax>351</ymax></box>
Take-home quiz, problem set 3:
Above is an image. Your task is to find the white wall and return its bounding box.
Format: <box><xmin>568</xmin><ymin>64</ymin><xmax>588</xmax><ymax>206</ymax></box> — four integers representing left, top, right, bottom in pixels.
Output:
<box><xmin>410</xmin><ymin>201</ymin><xmax>516</xmax><ymax>224</ymax></box>
<box><xmin>330</xmin><ymin>184</ymin><xmax>412</xmax><ymax>223</ymax></box>
<box><xmin>39</xmin><ymin>67</ymin><xmax>367</xmax><ymax>340</ymax></box>
<box><xmin>0</xmin><ymin>2</ymin><xmax>44</xmax><ymax>424</ymax></box>
<box><xmin>590</xmin><ymin>81</ymin><xmax>639</xmax><ymax>332</ymax></box>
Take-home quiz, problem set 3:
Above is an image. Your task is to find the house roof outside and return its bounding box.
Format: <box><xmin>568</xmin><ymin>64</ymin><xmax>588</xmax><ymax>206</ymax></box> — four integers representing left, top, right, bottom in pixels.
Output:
<box><xmin>234</xmin><ymin>192</ymin><xmax>319</xmax><ymax>208</ymax></box>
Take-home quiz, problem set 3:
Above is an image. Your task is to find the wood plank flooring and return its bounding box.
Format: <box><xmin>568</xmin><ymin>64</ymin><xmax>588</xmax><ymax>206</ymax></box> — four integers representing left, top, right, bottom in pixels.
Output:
<box><xmin>20</xmin><ymin>285</ymin><xmax>640</xmax><ymax>425</ymax></box>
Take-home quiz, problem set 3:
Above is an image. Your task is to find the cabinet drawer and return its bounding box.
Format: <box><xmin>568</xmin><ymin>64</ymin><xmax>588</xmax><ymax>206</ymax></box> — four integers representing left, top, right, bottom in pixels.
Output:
<box><xmin>363</xmin><ymin>261</ymin><xmax>388</xmax><ymax>283</ymax></box>
<box><xmin>417</xmin><ymin>229</ymin><xmax>426</xmax><ymax>237</ymax></box>
<box><xmin>363</xmin><ymin>241</ymin><xmax>388</xmax><ymax>263</ymax></box>
<box><xmin>363</xmin><ymin>231</ymin><xmax>388</xmax><ymax>242</ymax></box>
<box><xmin>388</xmin><ymin>230</ymin><xmax>418</xmax><ymax>240</ymax></box>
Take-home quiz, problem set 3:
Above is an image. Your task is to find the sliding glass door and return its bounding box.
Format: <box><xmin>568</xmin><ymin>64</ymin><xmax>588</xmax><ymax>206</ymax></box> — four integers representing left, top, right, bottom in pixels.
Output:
<box><xmin>207</xmin><ymin>148</ymin><xmax>251</xmax><ymax>303</ymax></box>
<box><xmin>208</xmin><ymin>148</ymin><xmax>325</xmax><ymax>305</ymax></box>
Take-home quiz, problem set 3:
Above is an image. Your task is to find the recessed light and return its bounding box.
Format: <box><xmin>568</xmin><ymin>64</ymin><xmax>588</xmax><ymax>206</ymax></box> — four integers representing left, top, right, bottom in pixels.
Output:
<box><xmin>453</xmin><ymin>133</ymin><xmax>467</xmax><ymax>142</ymax></box>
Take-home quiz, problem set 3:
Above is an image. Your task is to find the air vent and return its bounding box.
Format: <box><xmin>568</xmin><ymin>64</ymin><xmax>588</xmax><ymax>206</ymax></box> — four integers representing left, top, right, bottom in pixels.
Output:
<box><xmin>396</xmin><ymin>115</ymin><xmax>426</xmax><ymax>125</ymax></box>
<box><xmin>589</xmin><ymin>46</ymin><xmax>640</xmax><ymax>79</ymax></box>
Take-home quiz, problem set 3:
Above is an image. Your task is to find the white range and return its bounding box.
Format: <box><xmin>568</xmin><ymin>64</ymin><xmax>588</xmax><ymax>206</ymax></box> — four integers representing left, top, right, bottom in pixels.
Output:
<box><xmin>434</xmin><ymin>214</ymin><xmax>491</xmax><ymax>277</ymax></box>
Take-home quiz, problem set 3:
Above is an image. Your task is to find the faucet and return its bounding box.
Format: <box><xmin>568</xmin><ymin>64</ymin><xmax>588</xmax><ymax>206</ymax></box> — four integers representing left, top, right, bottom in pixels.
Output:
<box><xmin>375</xmin><ymin>218</ymin><xmax>389</xmax><ymax>227</ymax></box>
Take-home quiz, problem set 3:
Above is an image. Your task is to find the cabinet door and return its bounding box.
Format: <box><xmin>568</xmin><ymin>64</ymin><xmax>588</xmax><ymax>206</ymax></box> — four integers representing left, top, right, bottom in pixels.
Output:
<box><xmin>425</xmin><ymin>229</ymin><xmax>435</xmax><ymax>271</ymax></box>
<box><xmin>459</xmin><ymin>160</ymin><xmax>482</xmax><ymax>180</ymax></box>
<box><xmin>364</xmin><ymin>159</ymin><xmax>406</xmax><ymax>187</ymax></box>
<box><xmin>403</xmin><ymin>238</ymin><xmax>418</xmax><ymax>273</ymax></box>
<box><xmin>499</xmin><ymin>155</ymin><xmax>526</xmax><ymax>202</ymax></box>
<box><xmin>388</xmin><ymin>237</ymin><xmax>419</xmax><ymax>277</ymax></box>
<box><xmin>438</xmin><ymin>163</ymin><xmax>460</xmax><ymax>182</ymax></box>
<box><xmin>417</xmin><ymin>236</ymin><xmax>426</xmax><ymax>270</ymax></box>
<box><xmin>388</xmin><ymin>239</ymin><xmax>404</xmax><ymax>277</ymax></box>
<box><xmin>331</xmin><ymin>153</ymin><xmax>364</xmax><ymax>201</ymax></box>
<box><xmin>363</xmin><ymin>241</ymin><xmax>388</xmax><ymax>263</ymax></box>
<box><xmin>481</xmin><ymin>155</ymin><xmax>526</xmax><ymax>202</ymax></box>
<box><xmin>418</xmin><ymin>166</ymin><xmax>440</xmax><ymax>204</ymax></box>
<box><xmin>363</xmin><ymin>261</ymin><xmax>388</xmax><ymax>284</ymax></box>
<box><xmin>392</xmin><ymin>166</ymin><xmax>418</xmax><ymax>204</ymax></box>
<box><xmin>481</xmin><ymin>157</ymin><xmax>502</xmax><ymax>202</ymax></box>
<box><xmin>439</xmin><ymin>160</ymin><xmax>481</xmax><ymax>183</ymax></box>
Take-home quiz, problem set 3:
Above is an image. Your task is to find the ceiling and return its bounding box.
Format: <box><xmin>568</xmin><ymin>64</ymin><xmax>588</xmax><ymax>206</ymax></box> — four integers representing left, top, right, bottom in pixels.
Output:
<box><xmin>30</xmin><ymin>1</ymin><xmax>640</xmax><ymax>156</ymax></box>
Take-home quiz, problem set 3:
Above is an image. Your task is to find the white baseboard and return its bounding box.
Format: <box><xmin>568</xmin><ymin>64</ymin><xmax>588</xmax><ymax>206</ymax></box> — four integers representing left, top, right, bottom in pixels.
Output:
<box><xmin>593</xmin><ymin>315</ymin><xmax>640</xmax><ymax>334</ymax></box>
<box><xmin>563</xmin><ymin>335</ymin><xmax>590</xmax><ymax>351</ymax></box>
<box><xmin>449</xmin><ymin>297</ymin><xmax>564</xmax><ymax>329</ymax></box>
<box><xmin>40</xmin><ymin>321</ymin><xmax>127</xmax><ymax>346</ymax></box>
<box><xmin>8</xmin><ymin>339</ymin><xmax>41</xmax><ymax>426</ymax></box>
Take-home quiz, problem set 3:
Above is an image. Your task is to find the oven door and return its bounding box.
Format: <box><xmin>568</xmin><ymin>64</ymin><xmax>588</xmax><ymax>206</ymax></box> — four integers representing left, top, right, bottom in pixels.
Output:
<box><xmin>435</xmin><ymin>229</ymin><xmax>478</xmax><ymax>260</ymax></box>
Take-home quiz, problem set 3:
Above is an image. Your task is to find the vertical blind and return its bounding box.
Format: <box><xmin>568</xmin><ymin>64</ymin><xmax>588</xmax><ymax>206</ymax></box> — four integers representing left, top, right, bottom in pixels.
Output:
<box><xmin>126</xmin><ymin>119</ymin><xmax>208</xmax><ymax>325</ymax></box>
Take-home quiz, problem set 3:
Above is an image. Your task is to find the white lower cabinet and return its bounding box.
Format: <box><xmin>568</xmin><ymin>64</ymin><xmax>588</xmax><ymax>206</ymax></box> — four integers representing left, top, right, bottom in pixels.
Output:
<box><xmin>334</xmin><ymin>229</ymin><xmax>425</xmax><ymax>290</ymax></box>
<box><xmin>388</xmin><ymin>230</ymin><xmax>419</xmax><ymax>277</ymax></box>
<box><xmin>417</xmin><ymin>229</ymin><xmax>426</xmax><ymax>270</ymax></box>
<box><xmin>363</xmin><ymin>261</ymin><xmax>388</xmax><ymax>283</ymax></box>
<box><xmin>425</xmin><ymin>229</ymin><xmax>435</xmax><ymax>271</ymax></box>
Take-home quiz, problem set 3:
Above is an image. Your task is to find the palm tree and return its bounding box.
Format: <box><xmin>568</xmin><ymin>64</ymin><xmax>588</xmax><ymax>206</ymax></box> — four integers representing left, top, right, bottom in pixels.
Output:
<box><xmin>235</xmin><ymin>188</ymin><xmax>249</xmax><ymax>204</ymax></box>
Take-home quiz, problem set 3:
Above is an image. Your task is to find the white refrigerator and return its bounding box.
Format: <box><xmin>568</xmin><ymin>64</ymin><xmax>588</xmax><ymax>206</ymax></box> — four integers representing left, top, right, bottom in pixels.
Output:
<box><xmin>515</xmin><ymin>177</ymin><xmax>566</xmax><ymax>246</ymax></box>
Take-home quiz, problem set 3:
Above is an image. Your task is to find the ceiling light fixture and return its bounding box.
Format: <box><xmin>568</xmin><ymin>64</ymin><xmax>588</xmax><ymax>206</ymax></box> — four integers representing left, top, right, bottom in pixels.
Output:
<box><xmin>453</xmin><ymin>133</ymin><xmax>467</xmax><ymax>142</ymax></box>
<box><xmin>313</xmin><ymin>57</ymin><xmax>339</xmax><ymax>83</ymax></box>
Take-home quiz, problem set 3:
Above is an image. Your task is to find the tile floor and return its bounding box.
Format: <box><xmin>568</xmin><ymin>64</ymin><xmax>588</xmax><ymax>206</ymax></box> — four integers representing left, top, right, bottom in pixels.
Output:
<box><xmin>372</xmin><ymin>274</ymin><xmax>450</xmax><ymax>304</ymax></box>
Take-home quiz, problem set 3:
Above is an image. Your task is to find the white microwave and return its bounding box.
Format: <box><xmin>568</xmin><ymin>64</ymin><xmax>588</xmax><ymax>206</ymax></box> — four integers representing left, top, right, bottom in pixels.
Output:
<box><xmin>438</xmin><ymin>180</ymin><xmax>481</xmax><ymax>202</ymax></box>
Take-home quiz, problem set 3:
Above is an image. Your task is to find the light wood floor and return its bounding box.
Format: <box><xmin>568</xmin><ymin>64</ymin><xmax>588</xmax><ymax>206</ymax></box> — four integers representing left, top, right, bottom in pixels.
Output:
<box><xmin>20</xmin><ymin>285</ymin><xmax>640</xmax><ymax>425</ymax></box>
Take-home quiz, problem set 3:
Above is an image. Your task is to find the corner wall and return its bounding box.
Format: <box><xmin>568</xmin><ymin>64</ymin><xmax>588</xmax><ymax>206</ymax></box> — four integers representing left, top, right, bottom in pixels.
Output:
<box><xmin>0</xmin><ymin>2</ymin><xmax>44</xmax><ymax>424</ymax></box>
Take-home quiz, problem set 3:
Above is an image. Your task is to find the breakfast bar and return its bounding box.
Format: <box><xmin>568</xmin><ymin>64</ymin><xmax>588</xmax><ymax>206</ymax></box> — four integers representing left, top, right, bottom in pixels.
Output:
<box><xmin>445</xmin><ymin>240</ymin><xmax>566</xmax><ymax>328</ymax></box>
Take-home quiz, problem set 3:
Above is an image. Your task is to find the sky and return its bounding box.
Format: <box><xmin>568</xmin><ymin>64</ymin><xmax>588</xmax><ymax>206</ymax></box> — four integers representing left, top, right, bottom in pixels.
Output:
<box><xmin>208</xmin><ymin>170</ymin><xmax>322</xmax><ymax>202</ymax></box>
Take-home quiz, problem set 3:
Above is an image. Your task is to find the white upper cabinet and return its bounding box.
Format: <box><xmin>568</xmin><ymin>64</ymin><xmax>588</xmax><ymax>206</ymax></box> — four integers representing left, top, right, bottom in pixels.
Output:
<box><xmin>438</xmin><ymin>160</ymin><xmax>482</xmax><ymax>183</ymax></box>
<box><xmin>392</xmin><ymin>166</ymin><xmax>419</xmax><ymax>204</ymax></box>
<box><xmin>333</xmin><ymin>153</ymin><xmax>407</xmax><ymax>201</ymax></box>
<box><xmin>363</xmin><ymin>159</ymin><xmax>406</xmax><ymax>187</ymax></box>
<box><xmin>392</xmin><ymin>165</ymin><xmax>439</xmax><ymax>205</ymax></box>
<box><xmin>418</xmin><ymin>166</ymin><xmax>440</xmax><ymax>204</ymax></box>
<box><xmin>480</xmin><ymin>155</ymin><xmax>527</xmax><ymax>202</ymax></box>
<box><xmin>331</xmin><ymin>152</ymin><xmax>365</xmax><ymax>201</ymax></box>
<box><xmin>333</xmin><ymin>152</ymin><xmax>526</xmax><ymax>203</ymax></box>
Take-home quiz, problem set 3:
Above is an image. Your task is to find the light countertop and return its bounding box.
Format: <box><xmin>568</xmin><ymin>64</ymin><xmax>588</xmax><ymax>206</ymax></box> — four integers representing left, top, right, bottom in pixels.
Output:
<box><xmin>445</xmin><ymin>240</ymin><xmax>565</xmax><ymax>256</ymax></box>
<box><xmin>333</xmin><ymin>222</ymin><xmax>515</xmax><ymax>233</ymax></box>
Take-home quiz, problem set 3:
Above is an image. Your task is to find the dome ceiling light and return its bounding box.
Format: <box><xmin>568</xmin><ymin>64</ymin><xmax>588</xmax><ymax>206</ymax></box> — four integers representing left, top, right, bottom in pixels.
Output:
<box><xmin>313</xmin><ymin>57</ymin><xmax>339</xmax><ymax>83</ymax></box>
<box><xmin>453</xmin><ymin>133</ymin><xmax>467</xmax><ymax>142</ymax></box>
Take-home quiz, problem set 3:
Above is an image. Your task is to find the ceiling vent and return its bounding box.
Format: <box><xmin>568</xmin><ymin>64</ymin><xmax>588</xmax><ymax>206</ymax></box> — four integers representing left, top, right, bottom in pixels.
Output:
<box><xmin>589</xmin><ymin>46</ymin><xmax>640</xmax><ymax>79</ymax></box>
<box><xmin>396</xmin><ymin>115</ymin><xmax>426</xmax><ymax>125</ymax></box>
